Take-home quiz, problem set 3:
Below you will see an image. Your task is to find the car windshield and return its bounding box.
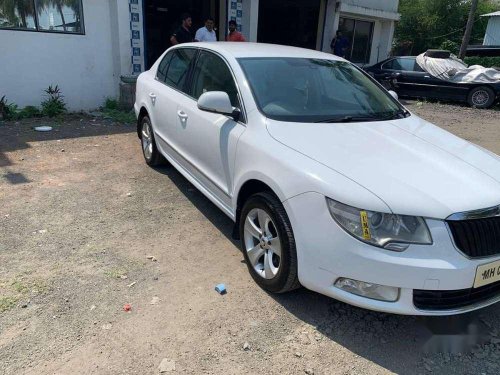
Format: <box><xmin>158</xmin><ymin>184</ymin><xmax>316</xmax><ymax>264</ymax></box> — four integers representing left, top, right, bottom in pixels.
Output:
<box><xmin>238</xmin><ymin>57</ymin><xmax>406</xmax><ymax>123</ymax></box>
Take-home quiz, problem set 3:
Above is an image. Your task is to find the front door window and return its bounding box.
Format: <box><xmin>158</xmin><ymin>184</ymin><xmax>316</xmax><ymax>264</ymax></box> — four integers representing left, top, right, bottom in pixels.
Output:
<box><xmin>190</xmin><ymin>51</ymin><xmax>240</xmax><ymax>108</ymax></box>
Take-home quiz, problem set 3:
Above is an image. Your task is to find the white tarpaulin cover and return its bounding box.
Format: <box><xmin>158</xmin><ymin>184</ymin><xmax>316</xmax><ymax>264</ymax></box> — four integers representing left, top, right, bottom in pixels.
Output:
<box><xmin>416</xmin><ymin>53</ymin><xmax>500</xmax><ymax>83</ymax></box>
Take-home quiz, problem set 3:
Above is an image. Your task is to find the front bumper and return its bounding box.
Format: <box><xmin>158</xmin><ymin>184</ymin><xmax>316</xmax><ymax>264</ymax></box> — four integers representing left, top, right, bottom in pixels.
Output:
<box><xmin>283</xmin><ymin>192</ymin><xmax>500</xmax><ymax>315</ymax></box>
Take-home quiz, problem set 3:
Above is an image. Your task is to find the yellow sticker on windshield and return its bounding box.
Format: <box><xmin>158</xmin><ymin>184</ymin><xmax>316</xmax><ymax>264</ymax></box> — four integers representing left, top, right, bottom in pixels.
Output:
<box><xmin>360</xmin><ymin>211</ymin><xmax>371</xmax><ymax>240</ymax></box>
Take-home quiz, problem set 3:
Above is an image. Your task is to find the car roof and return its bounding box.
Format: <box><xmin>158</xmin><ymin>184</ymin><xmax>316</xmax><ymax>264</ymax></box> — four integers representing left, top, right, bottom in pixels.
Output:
<box><xmin>174</xmin><ymin>42</ymin><xmax>345</xmax><ymax>60</ymax></box>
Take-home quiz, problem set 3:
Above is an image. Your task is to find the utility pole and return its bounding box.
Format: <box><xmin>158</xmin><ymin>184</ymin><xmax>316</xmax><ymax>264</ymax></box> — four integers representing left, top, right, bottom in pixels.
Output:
<box><xmin>458</xmin><ymin>0</ymin><xmax>479</xmax><ymax>59</ymax></box>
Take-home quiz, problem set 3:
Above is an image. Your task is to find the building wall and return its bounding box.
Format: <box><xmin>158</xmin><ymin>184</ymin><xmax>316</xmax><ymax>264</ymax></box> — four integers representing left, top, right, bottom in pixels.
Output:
<box><xmin>342</xmin><ymin>0</ymin><xmax>399</xmax><ymax>13</ymax></box>
<box><xmin>1</xmin><ymin>0</ymin><xmax>400</xmax><ymax>111</ymax></box>
<box><xmin>484</xmin><ymin>17</ymin><xmax>500</xmax><ymax>45</ymax></box>
<box><xmin>321</xmin><ymin>0</ymin><xmax>399</xmax><ymax>65</ymax></box>
<box><xmin>0</xmin><ymin>0</ymin><xmax>125</xmax><ymax>111</ymax></box>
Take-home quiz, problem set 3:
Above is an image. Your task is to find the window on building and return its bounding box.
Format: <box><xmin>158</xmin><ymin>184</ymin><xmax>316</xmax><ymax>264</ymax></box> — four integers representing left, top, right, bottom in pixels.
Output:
<box><xmin>338</xmin><ymin>17</ymin><xmax>374</xmax><ymax>64</ymax></box>
<box><xmin>0</xmin><ymin>0</ymin><xmax>84</xmax><ymax>34</ymax></box>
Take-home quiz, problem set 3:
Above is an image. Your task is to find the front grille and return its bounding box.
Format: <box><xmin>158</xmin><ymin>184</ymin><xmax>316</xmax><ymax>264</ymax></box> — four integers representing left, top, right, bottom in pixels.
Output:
<box><xmin>414</xmin><ymin>280</ymin><xmax>500</xmax><ymax>310</ymax></box>
<box><xmin>447</xmin><ymin>216</ymin><xmax>500</xmax><ymax>258</ymax></box>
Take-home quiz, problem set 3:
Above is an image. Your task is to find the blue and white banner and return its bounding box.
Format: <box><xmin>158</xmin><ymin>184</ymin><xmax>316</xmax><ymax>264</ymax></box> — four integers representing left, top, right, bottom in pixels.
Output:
<box><xmin>129</xmin><ymin>0</ymin><xmax>144</xmax><ymax>75</ymax></box>
<box><xmin>228</xmin><ymin>0</ymin><xmax>243</xmax><ymax>32</ymax></box>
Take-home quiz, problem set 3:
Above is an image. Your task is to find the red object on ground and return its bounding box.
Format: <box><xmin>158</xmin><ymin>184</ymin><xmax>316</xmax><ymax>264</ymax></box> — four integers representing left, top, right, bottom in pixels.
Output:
<box><xmin>123</xmin><ymin>303</ymin><xmax>132</xmax><ymax>312</ymax></box>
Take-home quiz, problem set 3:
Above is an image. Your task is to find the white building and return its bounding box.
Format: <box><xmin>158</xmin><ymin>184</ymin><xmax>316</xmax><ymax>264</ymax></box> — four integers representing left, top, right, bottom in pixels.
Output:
<box><xmin>482</xmin><ymin>11</ymin><xmax>500</xmax><ymax>45</ymax></box>
<box><xmin>0</xmin><ymin>0</ymin><xmax>400</xmax><ymax>111</ymax></box>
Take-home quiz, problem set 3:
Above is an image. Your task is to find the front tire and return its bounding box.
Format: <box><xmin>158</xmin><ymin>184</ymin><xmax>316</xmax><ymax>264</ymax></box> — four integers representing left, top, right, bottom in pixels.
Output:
<box><xmin>467</xmin><ymin>86</ymin><xmax>495</xmax><ymax>109</ymax></box>
<box><xmin>239</xmin><ymin>192</ymin><xmax>300</xmax><ymax>293</ymax></box>
<box><xmin>140</xmin><ymin>116</ymin><xmax>165</xmax><ymax>166</ymax></box>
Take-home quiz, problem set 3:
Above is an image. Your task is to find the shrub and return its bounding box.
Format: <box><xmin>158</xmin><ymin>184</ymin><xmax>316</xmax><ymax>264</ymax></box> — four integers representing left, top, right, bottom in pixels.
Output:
<box><xmin>463</xmin><ymin>56</ymin><xmax>500</xmax><ymax>68</ymax></box>
<box><xmin>19</xmin><ymin>106</ymin><xmax>41</xmax><ymax>118</ymax></box>
<box><xmin>7</xmin><ymin>103</ymin><xmax>20</xmax><ymax>119</ymax></box>
<box><xmin>41</xmin><ymin>85</ymin><xmax>66</xmax><ymax>117</ymax></box>
<box><xmin>0</xmin><ymin>97</ymin><xmax>24</xmax><ymax>121</ymax></box>
<box><xmin>104</xmin><ymin>98</ymin><xmax>119</xmax><ymax>110</ymax></box>
<box><xmin>439</xmin><ymin>40</ymin><xmax>459</xmax><ymax>55</ymax></box>
<box><xmin>0</xmin><ymin>95</ymin><xmax>9</xmax><ymax>120</ymax></box>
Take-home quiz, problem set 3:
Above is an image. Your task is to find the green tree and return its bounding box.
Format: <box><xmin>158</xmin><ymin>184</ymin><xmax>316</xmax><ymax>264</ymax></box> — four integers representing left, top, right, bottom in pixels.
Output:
<box><xmin>0</xmin><ymin>0</ymin><xmax>35</xmax><ymax>28</ymax></box>
<box><xmin>36</xmin><ymin>0</ymin><xmax>66</xmax><ymax>31</ymax></box>
<box><xmin>395</xmin><ymin>0</ymin><xmax>498</xmax><ymax>55</ymax></box>
<box><xmin>0</xmin><ymin>0</ymin><xmax>18</xmax><ymax>26</ymax></box>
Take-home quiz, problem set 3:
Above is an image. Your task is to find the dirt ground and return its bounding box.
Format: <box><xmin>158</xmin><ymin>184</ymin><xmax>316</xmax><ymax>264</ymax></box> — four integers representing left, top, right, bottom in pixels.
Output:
<box><xmin>1</xmin><ymin>102</ymin><xmax>500</xmax><ymax>375</ymax></box>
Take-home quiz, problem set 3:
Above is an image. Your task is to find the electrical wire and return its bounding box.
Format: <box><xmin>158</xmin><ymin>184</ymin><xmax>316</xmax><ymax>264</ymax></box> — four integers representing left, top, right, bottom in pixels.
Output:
<box><xmin>425</xmin><ymin>16</ymin><xmax>483</xmax><ymax>40</ymax></box>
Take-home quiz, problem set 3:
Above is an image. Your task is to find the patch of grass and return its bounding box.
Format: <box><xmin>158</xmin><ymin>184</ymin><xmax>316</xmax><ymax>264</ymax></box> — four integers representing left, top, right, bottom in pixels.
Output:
<box><xmin>11</xmin><ymin>278</ymin><xmax>48</xmax><ymax>295</ymax></box>
<box><xmin>104</xmin><ymin>267</ymin><xmax>128</xmax><ymax>279</ymax></box>
<box><xmin>101</xmin><ymin>108</ymin><xmax>136</xmax><ymax>124</ymax></box>
<box><xmin>0</xmin><ymin>296</ymin><xmax>19</xmax><ymax>313</ymax></box>
<box><xmin>100</xmin><ymin>97</ymin><xmax>135</xmax><ymax>124</ymax></box>
<box><xmin>12</xmin><ymin>280</ymin><xmax>28</xmax><ymax>294</ymax></box>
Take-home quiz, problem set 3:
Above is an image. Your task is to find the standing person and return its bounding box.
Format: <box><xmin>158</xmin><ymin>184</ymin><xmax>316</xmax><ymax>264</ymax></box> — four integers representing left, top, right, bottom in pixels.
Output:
<box><xmin>330</xmin><ymin>30</ymin><xmax>349</xmax><ymax>59</ymax></box>
<box><xmin>195</xmin><ymin>17</ymin><xmax>217</xmax><ymax>42</ymax></box>
<box><xmin>170</xmin><ymin>13</ymin><xmax>193</xmax><ymax>45</ymax></box>
<box><xmin>226</xmin><ymin>20</ymin><xmax>246</xmax><ymax>42</ymax></box>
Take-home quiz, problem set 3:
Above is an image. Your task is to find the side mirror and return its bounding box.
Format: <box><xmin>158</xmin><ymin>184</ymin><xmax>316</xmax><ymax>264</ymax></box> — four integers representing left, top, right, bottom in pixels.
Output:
<box><xmin>197</xmin><ymin>91</ymin><xmax>240</xmax><ymax>121</ymax></box>
<box><xmin>388</xmin><ymin>90</ymin><xmax>399</xmax><ymax>101</ymax></box>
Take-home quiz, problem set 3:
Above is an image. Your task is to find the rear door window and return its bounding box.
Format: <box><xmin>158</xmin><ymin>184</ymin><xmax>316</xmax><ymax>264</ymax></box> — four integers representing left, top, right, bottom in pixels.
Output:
<box><xmin>156</xmin><ymin>52</ymin><xmax>173</xmax><ymax>82</ymax></box>
<box><xmin>393</xmin><ymin>58</ymin><xmax>417</xmax><ymax>71</ymax></box>
<box><xmin>164</xmin><ymin>48</ymin><xmax>197</xmax><ymax>93</ymax></box>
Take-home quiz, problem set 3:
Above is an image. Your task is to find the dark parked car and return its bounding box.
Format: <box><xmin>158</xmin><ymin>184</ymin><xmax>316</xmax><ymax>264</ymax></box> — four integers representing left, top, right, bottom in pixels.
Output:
<box><xmin>364</xmin><ymin>56</ymin><xmax>500</xmax><ymax>108</ymax></box>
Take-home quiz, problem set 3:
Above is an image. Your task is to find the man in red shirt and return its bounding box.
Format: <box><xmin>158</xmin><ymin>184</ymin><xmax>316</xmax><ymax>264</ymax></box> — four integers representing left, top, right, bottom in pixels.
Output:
<box><xmin>226</xmin><ymin>20</ymin><xmax>246</xmax><ymax>42</ymax></box>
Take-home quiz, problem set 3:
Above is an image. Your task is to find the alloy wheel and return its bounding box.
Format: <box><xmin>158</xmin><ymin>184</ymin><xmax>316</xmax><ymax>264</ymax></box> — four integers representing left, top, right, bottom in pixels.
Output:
<box><xmin>471</xmin><ymin>90</ymin><xmax>489</xmax><ymax>107</ymax></box>
<box><xmin>243</xmin><ymin>208</ymin><xmax>282</xmax><ymax>279</ymax></box>
<box><xmin>141</xmin><ymin>121</ymin><xmax>153</xmax><ymax>160</ymax></box>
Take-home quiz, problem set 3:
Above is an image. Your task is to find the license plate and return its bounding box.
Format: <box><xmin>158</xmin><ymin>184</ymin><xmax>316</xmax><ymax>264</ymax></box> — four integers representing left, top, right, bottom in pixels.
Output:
<box><xmin>474</xmin><ymin>259</ymin><xmax>500</xmax><ymax>288</ymax></box>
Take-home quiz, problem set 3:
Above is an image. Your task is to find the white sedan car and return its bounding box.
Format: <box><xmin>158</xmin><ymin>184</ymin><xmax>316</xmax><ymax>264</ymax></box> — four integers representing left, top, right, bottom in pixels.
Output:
<box><xmin>135</xmin><ymin>43</ymin><xmax>500</xmax><ymax>315</ymax></box>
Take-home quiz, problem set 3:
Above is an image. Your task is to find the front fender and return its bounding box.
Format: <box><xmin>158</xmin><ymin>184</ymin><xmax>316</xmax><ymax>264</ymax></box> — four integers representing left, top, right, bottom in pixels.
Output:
<box><xmin>232</xmin><ymin>129</ymin><xmax>390</xmax><ymax>217</ymax></box>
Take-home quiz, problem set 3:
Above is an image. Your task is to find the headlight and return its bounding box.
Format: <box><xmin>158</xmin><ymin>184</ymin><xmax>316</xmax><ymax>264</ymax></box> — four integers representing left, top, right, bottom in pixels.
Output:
<box><xmin>326</xmin><ymin>198</ymin><xmax>432</xmax><ymax>250</ymax></box>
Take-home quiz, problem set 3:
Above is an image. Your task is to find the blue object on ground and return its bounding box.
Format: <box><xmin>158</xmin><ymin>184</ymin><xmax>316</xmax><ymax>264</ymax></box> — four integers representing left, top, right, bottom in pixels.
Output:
<box><xmin>215</xmin><ymin>284</ymin><xmax>227</xmax><ymax>295</ymax></box>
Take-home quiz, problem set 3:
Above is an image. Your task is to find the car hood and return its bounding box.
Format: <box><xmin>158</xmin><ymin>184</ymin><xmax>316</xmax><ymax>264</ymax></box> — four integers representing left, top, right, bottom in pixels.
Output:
<box><xmin>267</xmin><ymin>115</ymin><xmax>500</xmax><ymax>219</ymax></box>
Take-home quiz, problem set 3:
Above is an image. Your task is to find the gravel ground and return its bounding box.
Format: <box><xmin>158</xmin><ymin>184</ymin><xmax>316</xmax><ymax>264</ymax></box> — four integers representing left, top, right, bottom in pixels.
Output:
<box><xmin>0</xmin><ymin>102</ymin><xmax>499</xmax><ymax>375</ymax></box>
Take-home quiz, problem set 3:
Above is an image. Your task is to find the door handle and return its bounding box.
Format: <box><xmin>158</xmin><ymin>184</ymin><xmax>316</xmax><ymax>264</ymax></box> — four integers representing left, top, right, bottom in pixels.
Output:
<box><xmin>424</xmin><ymin>75</ymin><xmax>431</xmax><ymax>78</ymax></box>
<box><xmin>177</xmin><ymin>110</ymin><xmax>188</xmax><ymax>120</ymax></box>
<box><xmin>149</xmin><ymin>93</ymin><xmax>156</xmax><ymax>104</ymax></box>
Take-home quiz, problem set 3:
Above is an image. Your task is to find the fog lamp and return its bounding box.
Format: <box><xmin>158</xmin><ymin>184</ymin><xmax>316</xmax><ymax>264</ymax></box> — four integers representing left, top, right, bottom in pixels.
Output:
<box><xmin>334</xmin><ymin>278</ymin><xmax>399</xmax><ymax>302</ymax></box>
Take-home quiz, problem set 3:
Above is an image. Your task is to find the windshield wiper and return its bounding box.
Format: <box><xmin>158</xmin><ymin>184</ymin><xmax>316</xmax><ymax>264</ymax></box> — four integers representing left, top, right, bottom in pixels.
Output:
<box><xmin>315</xmin><ymin>109</ymin><xmax>411</xmax><ymax>123</ymax></box>
<box><xmin>383</xmin><ymin>109</ymin><xmax>411</xmax><ymax>120</ymax></box>
<box><xmin>315</xmin><ymin>115</ymin><xmax>379</xmax><ymax>123</ymax></box>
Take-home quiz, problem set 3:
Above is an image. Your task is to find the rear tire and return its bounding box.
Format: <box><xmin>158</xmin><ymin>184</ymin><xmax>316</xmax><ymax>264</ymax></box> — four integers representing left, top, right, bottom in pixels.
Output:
<box><xmin>467</xmin><ymin>86</ymin><xmax>495</xmax><ymax>109</ymax></box>
<box><xmin>139</xmin><ymin>116</ymin><xmax>165</xmax><ymax>166</ymax></box>
<box><xmin>239</xmin><ymin>192</ymin><xmax>300</xmax><ymax>293</ymax></box>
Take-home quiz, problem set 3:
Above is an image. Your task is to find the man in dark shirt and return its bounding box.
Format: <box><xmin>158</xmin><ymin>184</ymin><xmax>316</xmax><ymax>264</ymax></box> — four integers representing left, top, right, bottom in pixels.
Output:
<box><xmin>330</xmin><ymin>30</ymin><xmax>350</xmax><ymax>59</ymax></box>
<box><xmin>170</xmin><ymin>13</ymin><xmax>193</xmax><ymax>45</ymax></box>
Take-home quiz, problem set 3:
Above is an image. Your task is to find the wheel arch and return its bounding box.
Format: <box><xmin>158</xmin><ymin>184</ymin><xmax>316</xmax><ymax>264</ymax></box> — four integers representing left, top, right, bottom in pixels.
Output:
<box><xmin>467</xmin><ymin>83</ymin><xmax>497</xmax><ymax>93</ymax></box>
<box><xmin>137</xmin><ymin>106</ymin><xmax>149</xmax><ymax>138</ymax></box>
<box><xmin>232</xmin><ymin>177</ymin><xmax>287</xmax><ymax>240</ymax></box>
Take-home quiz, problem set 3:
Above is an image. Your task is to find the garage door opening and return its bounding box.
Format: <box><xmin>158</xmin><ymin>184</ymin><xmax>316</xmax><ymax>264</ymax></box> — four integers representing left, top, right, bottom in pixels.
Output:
<box><xmin>257</xmin><ymin>0</ymin><xmax>322</xmax><ymax>50</ymax></box>
<box><xmin>144</xmin><ymin>0</ymin><xmax>219</xmax><ymax>69</ymax></box>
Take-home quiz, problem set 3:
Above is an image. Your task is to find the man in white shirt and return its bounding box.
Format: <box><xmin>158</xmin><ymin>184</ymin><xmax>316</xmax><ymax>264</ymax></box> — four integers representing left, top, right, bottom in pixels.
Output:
<box><xmin>194</xmin><ymin>17</ymin><xmax>217</xmax><ymax>42</ymax></box>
